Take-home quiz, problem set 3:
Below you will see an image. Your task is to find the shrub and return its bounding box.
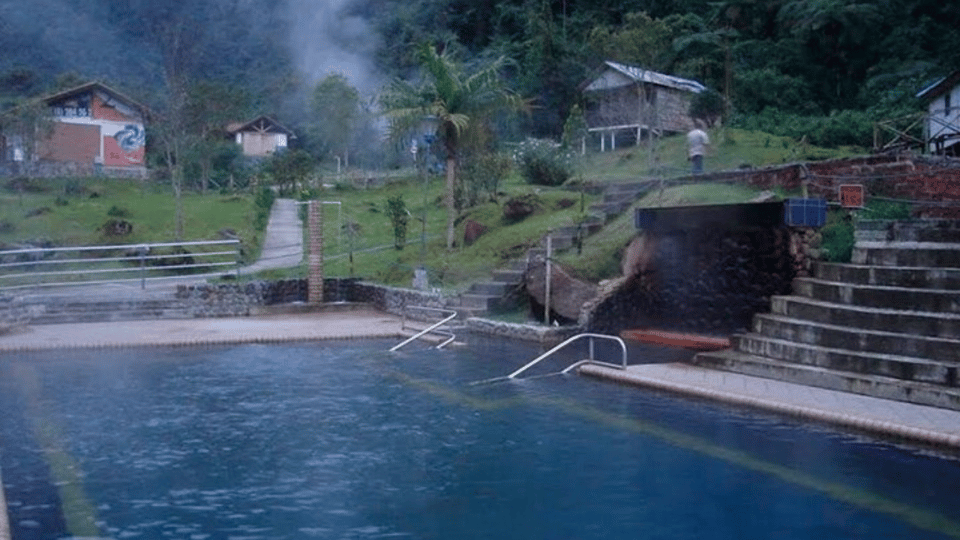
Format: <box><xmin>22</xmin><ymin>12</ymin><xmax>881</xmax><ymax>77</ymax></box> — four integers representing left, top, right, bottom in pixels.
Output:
<box><xmin>514</xmin><ymin>138</ymin><xmax>576</xmax><ymax>186</ymax></box>
<box><xmin>459</xmin><ymin>151</ymin><xmax>513</xmax><ymax>207</ymax></box>
<box><xmin>732</xmin><ymin>107</ymin><xmax>873</xmax><ymax>148</ymax></box>
<box><xmin>384</xmin><ymin>195</ymin><xmax>408</xmax><ymax>250</ymax></box>
<box><xmin>107</xmin><ymin>205</ymin><xmax>130</xmax><ymax>218</ymax></box>
<box><xmin>253</xmin><ymin>185</ymin><xmax>276</xmax><ymax>231</ymax></box>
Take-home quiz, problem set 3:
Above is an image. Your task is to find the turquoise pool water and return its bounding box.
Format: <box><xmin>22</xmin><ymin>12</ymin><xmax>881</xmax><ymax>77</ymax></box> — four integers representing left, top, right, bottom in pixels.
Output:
<box><xmin>1</xmin><ymin>338</ymin><xmax>959</xmax><ymax>539</ymax></box>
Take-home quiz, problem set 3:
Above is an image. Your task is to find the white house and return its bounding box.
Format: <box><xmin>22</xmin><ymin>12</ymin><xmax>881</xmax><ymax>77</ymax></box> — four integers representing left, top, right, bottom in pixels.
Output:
<box><xmin>582</xmin><ymin>61</ymin><xmax>706</xmax><ymax>151</ymax></box>
<box><xmin>225</xmin><ymin>115</ymin><xmax>296</xmax><ymax>157</ymax></box>
<box><xmin>916</xmin><ymin>71</ymin><xmax>960</xmax><ymax>155</ymax></box>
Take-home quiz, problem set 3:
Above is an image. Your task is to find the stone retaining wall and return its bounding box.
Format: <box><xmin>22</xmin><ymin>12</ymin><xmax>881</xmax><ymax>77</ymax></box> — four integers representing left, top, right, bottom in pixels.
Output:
<box><xmin>0</xmin><ymin>294</ymin><xmax>33</xmax><ymax>333</ymax></box>
<box><xmin>582</xmin><ymin>225</ymin><xmax>796</xmax><ymax>336</ymax></box>
<box><xmin>349</xmin><ymin>281</ymin><xmax>446</xmax><ymax>316</ymax></box>
<box><xmin>466</xmin><ymin>317</ymin><xmax>579</xmax><ymax>344</ymax></box>
<box><xmin>175</xmin><ymin>279</ymin><xmax>309</xmax><ymax>318</ymax></box>
<box><xmin>175</xmin><ymin>279</ymin><xmax>449</xmax><ymax>319</ymax></box>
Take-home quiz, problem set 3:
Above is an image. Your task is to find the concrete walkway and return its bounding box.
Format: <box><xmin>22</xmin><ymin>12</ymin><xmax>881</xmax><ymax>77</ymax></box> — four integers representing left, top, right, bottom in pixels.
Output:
<box><xmin>0</xmin><ymin>306</ymin><xmax>401</xmax><ymax>351</ymax></box>
<box><xmin>580</xmin><ymin>362</ymin><xmax>960</xmax><ymax>449</ymax></box>
<box><xmin>241</xmin><ymin>198</ymin><xmax>304</xmax><ymax>274</ymax></box>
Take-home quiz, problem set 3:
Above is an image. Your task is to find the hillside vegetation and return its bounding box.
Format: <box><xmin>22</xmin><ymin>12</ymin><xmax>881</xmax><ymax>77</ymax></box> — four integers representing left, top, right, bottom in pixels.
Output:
<box><xmin>1</xmin><ymin>127</ymin><xmax>855</xmax><ymax>292</ymax></box>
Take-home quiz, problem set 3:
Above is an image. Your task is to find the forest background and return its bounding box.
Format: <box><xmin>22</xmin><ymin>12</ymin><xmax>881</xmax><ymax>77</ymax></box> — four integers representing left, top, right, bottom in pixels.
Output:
<box><xmin>2</xmin><ymin>0</ymin><xmax>960</xmax><ymax>174</ymax></box>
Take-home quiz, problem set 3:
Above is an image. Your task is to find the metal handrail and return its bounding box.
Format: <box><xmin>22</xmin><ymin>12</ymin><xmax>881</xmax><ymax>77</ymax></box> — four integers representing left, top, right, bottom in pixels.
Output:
<box><xmin>389</xmin><ymin>306</ymin><xmax>458</xmax><ymax>352</ymax></box>
<box><xmin>508</xmin><ymin>333</ymin><xmax>628</xmax><ymax>379</ymax></box>
<box><xmin>0</xmin><ymin>239</ymin><xmax>241</xmax><ymax>291</ymax></box>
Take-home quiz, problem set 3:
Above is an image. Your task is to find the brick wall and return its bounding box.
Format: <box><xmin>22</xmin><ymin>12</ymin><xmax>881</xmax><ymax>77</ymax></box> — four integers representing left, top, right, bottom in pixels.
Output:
<box><xmin>702</xmin><ymin>154</ymin><xmax>960</xmax><ymax>218</ymax></box>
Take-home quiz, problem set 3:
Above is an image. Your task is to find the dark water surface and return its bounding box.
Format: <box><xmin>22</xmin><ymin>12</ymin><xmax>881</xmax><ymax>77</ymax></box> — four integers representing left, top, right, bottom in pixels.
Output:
<box><xmin>2</xmin><ymin>337</ymin><xmax>960</xmax><ymax>540</ymax></box>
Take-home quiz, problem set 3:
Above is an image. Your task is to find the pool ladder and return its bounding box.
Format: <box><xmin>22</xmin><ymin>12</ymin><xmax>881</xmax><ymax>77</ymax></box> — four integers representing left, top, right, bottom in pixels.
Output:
<box><xmin>390</xmin><ymin>306</ymin><xmax>459</xmax><ymax>351</ymax></box>
<box><xmin>471</xmin><ymin>333</ymin><xmax>628</xmax><ymax>385</ymax></box>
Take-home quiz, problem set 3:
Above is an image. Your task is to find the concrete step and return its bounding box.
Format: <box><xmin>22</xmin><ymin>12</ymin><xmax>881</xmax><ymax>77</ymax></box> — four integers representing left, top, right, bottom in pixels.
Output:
<box><xmin>539</xmin><ymin>235</ymin><xmax>574</xmax><ymax>250</ymax></box>
<box><xmin>751</xmin><ymin>313</ymin><xmax>960</xmax><ymax>363</ymax></box>
<box><xmin>792</xmin><ymin>277</ymin><xmax>960</xmax><ymax>312</ymax></box>
<box><xmin>814</xmin><ymin>262</ymin><xmax>960</xmax><ymax>290</ymax></box>
<box><xmin>23</xmin><ymin>296</ymin><xmax>192</xmax><ymax>324</ymax></box>
<box><xmin>770</xmin><ymin>295</ymin><xmax>960</xmax><ymax>339</ymax></box>
<box><xmin>454</xmin><ymin>293</ymin><xmax>500</xmax><ymax>311</ymax></box>
<box><xmin>491</xmin><ymin>268</ymin><xmax>524</xmax><ymax>283</ymax></box>
<box><xmin>733</xmin><ymin>333</ymin><xmax>957</xmax><ymax>386</ymax></box>
<box><xmin>468</xmin><ymin>281</ymin><xmax>513</xmax><ymax>296</ymax></box>
<box><xmin>857</xmin><ymin>219</ymin><xmax>960</xmax><ymax>243</ymax></box>
<box><xmin>604</xmin><ymin>181</ymin><xmax>652</xmax><ymax>195</ymax></box>
<box><xmin>589</xmin><ymin>202</ymin><xmax>627</xmax><ymax>217</ymax></box>
<box><xmin>852</xmin><ymin>241</ymin><xmax>960</xmax><ymax>267</ymax></box>
<box><xmin>30</xmin><ymin>308</ymin><xmax>191</xmax><ymax>325</ymax></box>
<box><xmin>692</xmin><ymin>349</ymin><xmax>960</xmax><ymax>411</ymax></box>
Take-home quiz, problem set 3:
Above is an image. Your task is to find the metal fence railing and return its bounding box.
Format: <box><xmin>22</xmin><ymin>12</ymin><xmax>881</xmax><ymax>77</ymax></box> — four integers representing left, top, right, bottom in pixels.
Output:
<box><xmin>0</xmin><ymin>239</ymin><xmax>241</xmax><ymax>291</ymax></box>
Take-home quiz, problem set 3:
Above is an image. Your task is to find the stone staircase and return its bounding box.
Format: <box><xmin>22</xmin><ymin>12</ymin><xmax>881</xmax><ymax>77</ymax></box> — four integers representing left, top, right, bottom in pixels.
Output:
<box><xmin>16</xmin><ymin>291</ymin><xmax>193</xmax><ymax>325</ymax></box>
<box><xmin>589</xmin><ymin>180</ymin><xmax>657</xmax><ymax>218</ymax></box>
<box><xmin>450</xmin><ymin>180</ymin><xmax>654</xmax><ymax>318</ymax></box>
<box><xmin>451</xmin><ymin>218</ymin><xmax>606</xmax><ymax>317</ymax></box>
<box><xmin>693</xmin><ymin>219</ymin><xmax>960</xmax><ymax>411</ymax></box>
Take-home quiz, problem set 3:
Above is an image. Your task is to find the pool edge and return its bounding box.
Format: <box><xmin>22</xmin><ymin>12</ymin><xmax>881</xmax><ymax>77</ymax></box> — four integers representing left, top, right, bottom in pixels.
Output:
<box><xmin>579</xmin><ymin>363</ymin><xmax>960</xmax><ymax>450</ymax></box>
<box><xmin>0</xmin><ymin>463</ymin><xmax>10</xmax><ymax>540</ymax></box>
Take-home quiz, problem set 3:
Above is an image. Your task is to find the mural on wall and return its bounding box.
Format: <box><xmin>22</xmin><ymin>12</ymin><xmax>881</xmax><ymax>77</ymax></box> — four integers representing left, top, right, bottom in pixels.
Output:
<box><xmin>104</xmin><ymin>124</ymin><xmax>145</xmax><ymax>166</ymax></box>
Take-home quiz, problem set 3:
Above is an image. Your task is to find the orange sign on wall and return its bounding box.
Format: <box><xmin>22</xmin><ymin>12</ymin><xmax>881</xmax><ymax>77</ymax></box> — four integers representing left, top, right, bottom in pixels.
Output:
<box><xmin>839</xmin><ymin>184</ymin><xmax>864</xmax><ymax>208</ymax></box>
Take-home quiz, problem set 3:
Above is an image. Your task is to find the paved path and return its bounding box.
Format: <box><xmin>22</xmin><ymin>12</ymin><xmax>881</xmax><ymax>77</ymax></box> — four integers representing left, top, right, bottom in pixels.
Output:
<box><xmin>580</xmin><ymin>362</ymin><xmax>960</xmax><ymax>449</ymax></box>
<box><xmin>241</xmin><ymin>198</ymin><xmax>304</xmax><ymax>274</ymax></box>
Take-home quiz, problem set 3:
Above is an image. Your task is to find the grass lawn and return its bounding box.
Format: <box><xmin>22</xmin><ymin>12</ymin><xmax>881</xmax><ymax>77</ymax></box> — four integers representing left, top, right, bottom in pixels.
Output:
<box><xmin>0</xmin><ymin>178</ymin><xmax>257</xmax><ymax>251</ymax></box>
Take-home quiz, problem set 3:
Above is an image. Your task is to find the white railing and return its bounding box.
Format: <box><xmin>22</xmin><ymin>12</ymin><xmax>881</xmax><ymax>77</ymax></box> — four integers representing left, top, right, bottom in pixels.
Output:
<box><xmin>471</xmin><ymin>333</ymin><xmax>627</xmax><ymax>385</ymax></box>
<box><xmin>390</xmin><ymin>305</ymin><xmax>458</xmax><ymax>351</ymax></box>
<box><xmin>0</xmin><ymin>239</ymin><xmax>241</xmax><ymax>291</ymax></box>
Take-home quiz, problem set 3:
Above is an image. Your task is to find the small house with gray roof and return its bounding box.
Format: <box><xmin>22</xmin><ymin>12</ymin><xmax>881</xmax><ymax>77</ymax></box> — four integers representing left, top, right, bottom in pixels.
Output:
<box><xmin>582</xmin><ymin>61</ymin><xmax>706</xmax><ymax>151</ymax></box>
<box><xmin>226</xmin><ymin>115</ymin><xmax>296</xmax><ymax>157</ymax></box>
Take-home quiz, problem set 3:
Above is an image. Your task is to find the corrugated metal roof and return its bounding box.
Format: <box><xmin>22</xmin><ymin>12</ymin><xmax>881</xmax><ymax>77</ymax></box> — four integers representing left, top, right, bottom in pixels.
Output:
<box><xmin>586</xmin><ymin>61</ymin><xmax>706</xmax><ymax>93</ymax></box>
<box><xmin>916</xmin><ymin>71</ymin><xmax>960</xmax><ymax>100</ymax></box>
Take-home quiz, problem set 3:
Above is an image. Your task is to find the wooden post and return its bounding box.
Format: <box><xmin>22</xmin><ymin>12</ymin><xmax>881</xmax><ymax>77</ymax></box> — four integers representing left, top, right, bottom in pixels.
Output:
<box><xmin>308</xmin><ymin>201</ymin><xmax>324</xmax><ymax>303</ymax></box>
<box><xmin>544</xmin><ymin>231</ymin><xmax>552</xmax><ymax>325</ymax></box>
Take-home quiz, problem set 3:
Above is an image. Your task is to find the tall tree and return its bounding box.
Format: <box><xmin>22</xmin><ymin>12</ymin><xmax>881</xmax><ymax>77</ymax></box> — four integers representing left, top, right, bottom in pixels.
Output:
<box><xmin>311</xmin><ymin>74</ymin><xmax>361</xmax><ymax>169</ymax></box>
<box><xmin>380</xmin><ymin>42</ymin><xmax>527</xmax><ymax>249</ymax></box>
<box><xmin>183</xmin><ymin>80</ymin><xmax>252</xmax><ymax>192</ymax></box>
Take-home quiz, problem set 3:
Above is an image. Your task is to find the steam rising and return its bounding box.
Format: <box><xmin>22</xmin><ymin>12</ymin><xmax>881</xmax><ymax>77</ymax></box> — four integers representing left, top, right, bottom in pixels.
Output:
<box><xmin>286</xmin><ymin>0</ymin><xmax>382</xmax><ymax>97</ymax></box>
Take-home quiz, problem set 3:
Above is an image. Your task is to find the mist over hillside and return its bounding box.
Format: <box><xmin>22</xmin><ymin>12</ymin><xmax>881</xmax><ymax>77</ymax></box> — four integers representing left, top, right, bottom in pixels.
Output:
<box><xmin>2</xmin><ymin>0</ymin><xmax>960</xmax><ymax>145</ymax></box>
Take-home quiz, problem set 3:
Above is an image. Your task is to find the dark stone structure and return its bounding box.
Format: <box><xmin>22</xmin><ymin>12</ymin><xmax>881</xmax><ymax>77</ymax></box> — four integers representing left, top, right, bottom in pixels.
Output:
<box><xmin>587</xmin><ymin>202</ymin><xmax>797</xmax><ymax>336</ymax></box>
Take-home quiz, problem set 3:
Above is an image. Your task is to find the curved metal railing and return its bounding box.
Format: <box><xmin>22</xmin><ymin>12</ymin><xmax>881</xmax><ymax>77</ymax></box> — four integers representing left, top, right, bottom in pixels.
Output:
<box><xmin>471</xmin><ymin>333</ymin><xmax>627</xmax><ymax>385</ymax></box>
<box><xmin>389</xmin><ymin>305</ymin><xmax>458</xmax><ymax>352</ymax></box>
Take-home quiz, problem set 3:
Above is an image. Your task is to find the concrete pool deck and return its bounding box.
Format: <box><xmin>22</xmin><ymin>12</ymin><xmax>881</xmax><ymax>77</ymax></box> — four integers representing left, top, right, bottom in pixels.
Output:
<box><xmin>580</xmin><ymin>363</ymin><xmax>960</xmax><ymax>450</ymax></box>
<box><xmin>1</xmin><ymin>310</ymin><xmax>958</xmax><ymax>453</ymax></box>
<box><xmin>0</xmin><ymin>307</ymin><xmax>403</xmax><ymax>351</ymax></box>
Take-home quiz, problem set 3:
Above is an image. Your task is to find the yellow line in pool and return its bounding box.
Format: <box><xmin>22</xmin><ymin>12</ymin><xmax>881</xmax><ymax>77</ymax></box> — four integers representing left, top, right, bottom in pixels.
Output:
<box><xmin>14</xmin><ymin>363</ymin><xmax>101</xmax><ymax>538</ymax></box>
<box><xmin>396</xmin><ymin>372</ymin><xmax>960</xmax><ymax>538</ymax></box>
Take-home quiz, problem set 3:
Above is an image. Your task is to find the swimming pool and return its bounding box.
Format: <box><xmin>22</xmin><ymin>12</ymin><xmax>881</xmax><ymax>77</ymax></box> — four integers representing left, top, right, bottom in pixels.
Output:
<box><xmin>2</xmin><ymin>337</ymin><xmax>960</xmax><ymax>540</ymax></box>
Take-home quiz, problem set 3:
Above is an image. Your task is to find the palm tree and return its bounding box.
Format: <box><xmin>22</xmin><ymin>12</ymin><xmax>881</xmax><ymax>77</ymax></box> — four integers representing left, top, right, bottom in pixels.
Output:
<box><xmin>380</xmin><ymin>43</ymin><xmax>527</xmax><ymax>250</ymax></box>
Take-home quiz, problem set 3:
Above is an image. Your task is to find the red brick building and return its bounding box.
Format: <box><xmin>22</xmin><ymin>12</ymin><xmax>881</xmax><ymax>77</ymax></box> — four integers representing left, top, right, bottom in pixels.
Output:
<box><xmin>2</xmin><ymin>82</ymin><xmax>149</xmax><ymax>177</ymax></box>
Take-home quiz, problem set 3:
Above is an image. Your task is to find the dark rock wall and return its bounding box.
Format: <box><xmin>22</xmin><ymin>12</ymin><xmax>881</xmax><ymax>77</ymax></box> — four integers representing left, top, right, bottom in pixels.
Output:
<box><xmin>587</xmin><ymin>226</ymin><xmax>794</xmax><ymax>336</ymax></box>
